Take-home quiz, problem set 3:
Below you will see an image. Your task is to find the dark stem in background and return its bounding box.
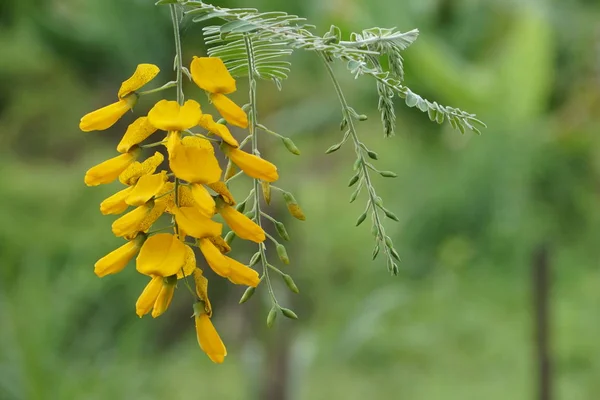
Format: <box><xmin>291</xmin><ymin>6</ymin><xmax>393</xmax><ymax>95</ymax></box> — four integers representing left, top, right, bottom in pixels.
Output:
<box><xmin>533</xmin><ymin>244</ymin><xmax>552</xmax><ymax>400</ymax></box>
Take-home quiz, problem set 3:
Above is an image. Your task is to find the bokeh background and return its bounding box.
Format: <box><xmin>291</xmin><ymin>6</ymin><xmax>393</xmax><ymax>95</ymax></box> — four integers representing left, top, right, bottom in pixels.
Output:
<box><xmin>2</xmin><ymin>0</ymin><xmax>600</xmax><ymax>399</ymax></box>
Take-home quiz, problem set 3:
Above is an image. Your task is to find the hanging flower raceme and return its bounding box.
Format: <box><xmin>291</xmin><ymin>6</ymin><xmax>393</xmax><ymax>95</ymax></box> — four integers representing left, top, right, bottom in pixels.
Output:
<box><xmin>80</xmin><ymin>64</ymin><xmax>160</xmax><ymax>132</ymax></box>
<box><xmin>80</xmin><ymin>50</ymin><xmax>296</xmax><ymax>364</ymax></box>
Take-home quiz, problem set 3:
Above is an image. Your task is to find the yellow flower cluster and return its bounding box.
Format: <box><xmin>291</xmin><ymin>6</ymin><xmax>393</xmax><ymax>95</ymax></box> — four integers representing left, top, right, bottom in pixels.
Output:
<box><xmin>81</xmin><ymin>57</ymin><xmax>279</xmax><ymax>363</ymax></box>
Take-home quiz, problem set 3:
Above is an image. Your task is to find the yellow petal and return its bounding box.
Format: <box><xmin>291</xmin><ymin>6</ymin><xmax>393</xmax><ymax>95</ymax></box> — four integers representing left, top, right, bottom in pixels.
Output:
<box><xmin>111</xmin><ymin>203</ymin><xmax>153</xmax><ymax>238</ymax></box>
<box><xmin>224</xmin><ymin>145</ymin><xmax>278</xmax><ymax>182</ymax></box>
<box><xmin>177</xmin><ymin>245</ymin><xmax>197</xmax><ymax>279</ymax></box>
<box><xmin>169</xmin><ymin>136</ymin><xmax>222</xmax><ymax>184</ymax></box>
<box><xmin>136</xmin><ymin>233</ymin><xmax>187</xmax><ymax>277</ymax></box>
<box><xmin>151</xmin><ymin>277</ymin><xmax>177</xmax><ymax>318</ymax></box>
<box><xmin>225</xmin><ymin>256</ymin><xmax>260</xmax><ymax>287</ymax></box>
<box><xmin>118</xmin><ymin>64</ymin><xmax>160</xmax><ymax>99</ymax></box>
<box><xmin>126</xmin><ymin>171</ymin><xmax>167</xmax><ymax>206</ymax></box>
<box><xmin>148</xmin><ymin>99</ymin><xmax>202</xmax><ymax>131</ymax></box>
<box><xmin>174</xmin><ymin>207</ymin><xmax>222</xmax><ymax>239</ymax></box>
<box><xmin>163</xmin><ymin>184</ymin><xmax>197</xmax><ymax>214</ymax></box>
<box><xmin>210</xmin><ymin>93</ymin><xmax>248</xmax><ymax>128</ymax></box>
<box><xmin>79</xmin><ymin>98</ymin><xmax>133</xmax><ymax>132</ymax></box>
<box><xmin>218</xmin><ymin>204</ymin><xmax>265</xmax><ymax>243</ymax></box>
<box><xmin>193</xmin><ymin>269</ymin><xmax>212</xmax><ymax>316</ymax></box>
<box><xmin>198</xmin><ymin>114</ymin><xmax>239</xmax><ymax>147</ymax></box>
<box><xmin>190</xmin><ymin>183</ymin><xmax>216</xmax><ymax>217</ymax></box>
<box><xmin>190</xmin><ymin>56</ymin><xmax>236</xmax><ymax>94</ymax></box>
<box><xmin>94</xmin><ymin>236</ymin><xmax>144</xmax><ymax>277</ymax></box>
<box><xmin>126</xmin><ymin>198</ymin><xmax>168</xmax><ymax>240</ymax></box>
<box><xmin>136</xmin><ymin>276</ymin><xmax>163</xmax><ymax>317</ymax></box>
<box><xmin>85</xmin><ymin>149</ymin><xmax>140</xmax><ymax>187</ymax></box>
<box><xmin>198</xmin><ymin>238</ymin><xmax>230</xmax><ymax>277</ymax></box>
<box><xmin>117</xmin><ymin>117</ymin><xmax>158</xmax><ymax>153</ymax></box>
<box><xmin>119</xmin><ymin>151</ymin><xmax>164</xmax><ymax>185</ymax></box>
<box><xmin>194</xmin><ymin>312</ymin><xmax>227</xmax><ymax>364</ymax></box>
<box><xmin>100</xmin><ymin>186</ymin><xmax>134</xmax><ymax>215</ymax></box>
<box><xmin>207</xmin><ymin>181</ymin><xmax>236</xmax><ymax>205</ymax></box>
<box><xmin>208</xmin><ymin>236</ymin><xmax>231</xmax><ymax>254</ymax></box>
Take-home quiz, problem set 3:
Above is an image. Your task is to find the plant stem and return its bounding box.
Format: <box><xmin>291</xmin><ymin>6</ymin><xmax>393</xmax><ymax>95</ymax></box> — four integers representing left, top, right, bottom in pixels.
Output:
<box><xmin>170</xmin><ymin>4</ymin><xmax>183</xmax><ymax>233</ymax></box>
<box><xmin>244</xmin><ymin>33</ymin><xmax>278</xmax><ymax>306</ymax></box>
<box><xmin>320</xmin><ymin>52</ymin><xmax>396</xmax><ymax>273</ymax></box>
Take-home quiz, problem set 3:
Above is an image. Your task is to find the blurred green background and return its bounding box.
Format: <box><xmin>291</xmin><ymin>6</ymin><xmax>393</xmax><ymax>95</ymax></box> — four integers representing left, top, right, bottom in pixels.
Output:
<box><xmin>1</xmin><ymin>0</ymin><xmax>600</xmax><ymax>399</ymax></box>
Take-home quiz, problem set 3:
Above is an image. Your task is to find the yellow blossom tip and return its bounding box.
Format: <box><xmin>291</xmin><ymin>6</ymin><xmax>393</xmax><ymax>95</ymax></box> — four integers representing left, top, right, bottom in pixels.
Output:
<box><xmin>79</xmin><ymin>97</ymin><xmax>136</xmax><ymax>132</ymax></box>
<box><xmin>148</xmin><ymin>99</ymin><xmax>202</xmax><ymax>132</ymax></box>
<box><xmin>190</xmin><ymin>56</ymin><xmax>236</xmax><ymax>94</ymax></box>
<box><xmin>194</xmin><ymin>312</ymin><xmax>227</xmax><ymax>364</ymax></box>
<box><xmin>223</xmin><ymin>146</ymin><xmax>279</xmax><ymax>183</ymax></box>
<box><xmin>85</xmin><ymin>149</ymin><xmax>140</xmax><ymax>187</ymax></box>
<box><xmin>118</xmin><ymin>64</ymin><xmax>160</xmax><ymax>99</ymax></box>
<box><xmin>210</xmin><ymin>93</ymin><xmax>248</xmax><ymax>128</ymax></box>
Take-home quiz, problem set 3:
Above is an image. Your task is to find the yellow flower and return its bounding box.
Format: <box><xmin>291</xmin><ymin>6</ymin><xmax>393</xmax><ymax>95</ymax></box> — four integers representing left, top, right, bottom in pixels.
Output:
<box><xmin>210</xmin><ymin>93</ymin><xmax>248</xmax><ymax>128</ymax></box>
<box><xmin>190</xmin><ymin>57</ymin><xmax>236</xmax><ymax>94</ymax></box>
<box><xmin>198</xmin><ymin>238</ymin><xmax>230</xmax><ymax>277</ymax></box>
<box><xmin>94</xmin><ymin>234</ymin><xmax>145</xmax><ymax>277</ymax></box>
<box><xmin>136</xmin><ymin>233</ymin><xmax>187</xmax><ymax>277</ymax></box>
<box><xmin>119</xmin><ymin>151</ymin><xmax>164</xmax><ymax>185</ymax></box>
<box><xmin>117</xmin><ymin>117</ymin><xmax>158</xmax><ymax>153</ymax></box>
<box><xmin>136</xmin><ymin>276</ymin><xmax>163</xmax><ymax>317</ymax></box>
<box><xmin>163</xmin><ymin>184</ymin><xmax>197</xmax><ymax>214</ymax></box>
<box><xmin>208</xmin><ymin>182</ymin><xmax>236</xmax><ymax>205</ymax></box>
<box><xmin>174</xmin><ymin>207</ymin><xmax>222</xmax><ymax>239</ymax></box>
<box><xmin>193</xmin><ymin>269</ymin><xmax>212</xmax><ymax>316</ymax></box>
<box><xmin>125</xmin><ymin>198</ymin><xmax>168</xmax><ymax>240</ymax></box>
<box><xmin>217</xmin><ymin>202</ymin><xmax>265</xmax><ymax>243</ymax></box>
<box><xmin>222</xmin><ymin>144</ymin><xmax>278</xmax><ymax>182</ymax></box>
<box><xmin>152</xmin><ymin>275</ymin><xmax>177</xmax><ymax>318</ymax></box>
<box><xmin>148</xmin><ymin>100</ymin><xmax>202</xmax><ymax>131</ymax></box>
<box><xmin>169</xmin><ymin>136</ymin><xmax>222</xmax><ymax>184</ymax></box>
<box><xmin>190</xmin><ymin>183</ymin><xmax>216</xmax><ymax>217</ymax></box>
<box><xmin>177</xmin><ymin>245</ymin><xmax>197</xmax><ymax>279</ymax></box>
<box><xmin>80</xmin><ymin>64</ymin><xmax>159</xmax><ymax>132</ymax></box>
<box><xmin>85</xmin><ymin>148</ymin><xmax>141</xmax><ymax>186</ymax></box>
<box><xmin>198</xmin><ymin>114</ymin><xmax>239</xmax><ymax>147</ymax></box>
<box><xmin>126</xmin><ymin>171</ymin><xmax>167</xmax><ymax>206</ymax></box>
<box><xmin>225</xmin><ymin>256</ymin><xmax>260</xmax><ymax>287</ymax></box>
<box><xmin>100</xmin><ymin>186</ymin><xmax>134</xmax><ymax>215</ymax></box>
<box><xmin>79</xmin><ymin>97</ymin><xmax>136</xmax><ymax>132</ymax></box>
<box><xmin>118</xmin><ymin>64</ymin><xmax>160</xmax><ymax>99</ymax></box>
<box><xmin>112</xmin><ymin>202</ymin><xmax>153</xmax><ymax>238</ymax></box>
<box><xmin>193</xmin><ymin>303</ymin><xmax>227</xmax><ymax>364</ymax></box>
